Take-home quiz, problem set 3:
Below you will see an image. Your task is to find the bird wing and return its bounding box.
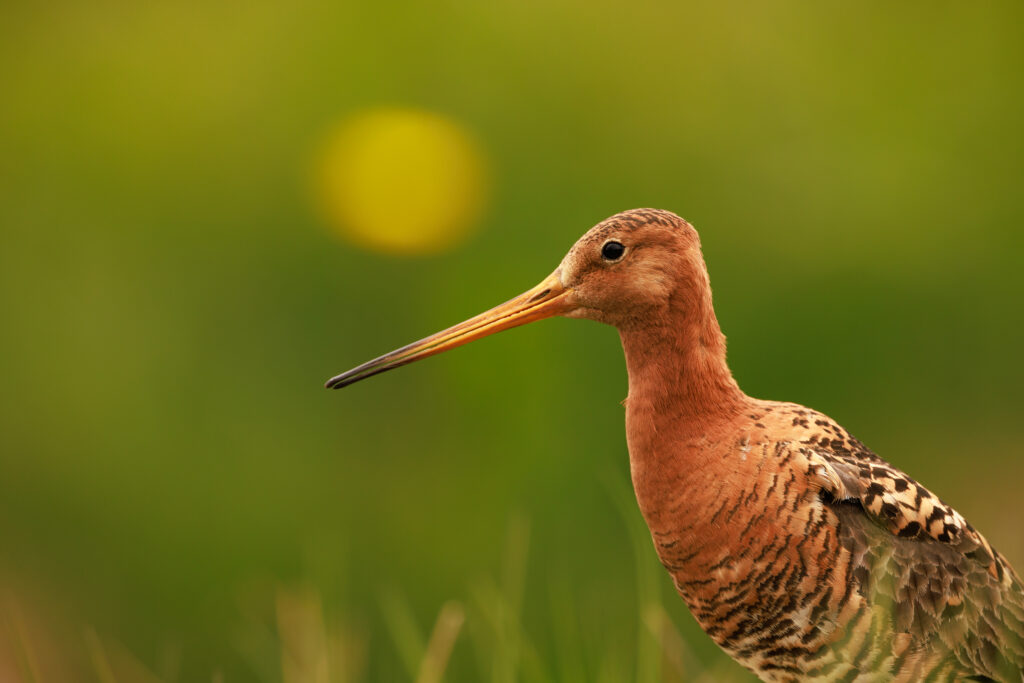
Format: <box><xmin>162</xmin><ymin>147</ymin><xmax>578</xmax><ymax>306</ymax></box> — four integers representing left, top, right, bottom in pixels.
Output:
<box><xmin>806</xmin><ymin>446</ymin><xmax>996</xmax><ymax>565</ymax></box>
<box><xmin>803</xmin><ymin>445</ymin><xmax>1024</xmax><ymax>680</ymax></box>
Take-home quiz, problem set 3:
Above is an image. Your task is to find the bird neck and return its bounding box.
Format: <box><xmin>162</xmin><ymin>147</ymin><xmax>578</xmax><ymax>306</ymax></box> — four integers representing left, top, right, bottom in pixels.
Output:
<box><xmin>617</xmin><ymin>291</ymin><xmax>750</xmax><ymax>535</ymax></box>
<box><xmin>618</xmin><ymin>294</ymin><xmax>747</xmax><ymax>435</ymax></box>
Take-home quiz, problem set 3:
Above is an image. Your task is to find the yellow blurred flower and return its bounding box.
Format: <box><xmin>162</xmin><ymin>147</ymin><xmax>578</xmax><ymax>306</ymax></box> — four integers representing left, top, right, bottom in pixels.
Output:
<box><xmin>314</xmin><ymin>108</ymin><xmax>489</xmax><ymax>255</ymax></box>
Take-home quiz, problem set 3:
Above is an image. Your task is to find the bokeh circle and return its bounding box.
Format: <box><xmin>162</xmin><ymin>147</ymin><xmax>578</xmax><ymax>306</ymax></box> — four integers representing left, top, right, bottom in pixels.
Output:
<box><xmin>314</xmin><ymin>108</ymin><xmax>489</xmax><ymax>255</ymax></box>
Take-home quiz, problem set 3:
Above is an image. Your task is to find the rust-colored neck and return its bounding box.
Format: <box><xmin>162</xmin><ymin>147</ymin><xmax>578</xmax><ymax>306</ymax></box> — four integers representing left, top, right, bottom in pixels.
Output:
<box><xmin>618</xmin><ymin>274</ymin><xmax>750</xmax><ymax>539</ymax></box>
<box><xmin>619</xmin><ymin>283</ymin><xmax>747</xmax><ymax>440</ymax></box>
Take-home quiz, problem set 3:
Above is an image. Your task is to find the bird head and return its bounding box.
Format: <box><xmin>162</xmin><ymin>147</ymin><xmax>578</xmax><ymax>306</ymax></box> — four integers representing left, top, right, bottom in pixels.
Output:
<box><xmin>556</xmin><ymin>208</ymin><xmax>701</xmax><ymax>328</ymax></box>
<box><xmin>326</xmin><ymin>208</ymin><xmax>701</xmax><ymax>389</ymax></box>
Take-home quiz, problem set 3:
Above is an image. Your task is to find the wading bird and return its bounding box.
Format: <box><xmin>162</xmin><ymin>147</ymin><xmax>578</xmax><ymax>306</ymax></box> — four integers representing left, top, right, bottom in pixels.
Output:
<box><xmin>327</xmin><ymin>209</ymin><xmax>1024</xmax><ymax>681</ymax></box>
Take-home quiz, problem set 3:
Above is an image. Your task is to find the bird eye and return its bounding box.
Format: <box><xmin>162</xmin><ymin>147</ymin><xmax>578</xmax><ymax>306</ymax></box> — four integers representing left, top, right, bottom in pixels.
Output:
<box><xmin>601</xmin><ymin>241</ymin><xmax>625</xmax><ymax>261</ymax></box>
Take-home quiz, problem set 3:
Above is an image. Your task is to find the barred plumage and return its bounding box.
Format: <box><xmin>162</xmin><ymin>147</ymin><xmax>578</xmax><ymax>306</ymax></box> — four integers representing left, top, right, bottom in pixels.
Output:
<box><xmin>328</xmin><ymin>208</ymin><xmax>1024</xmax><ymax>681</ymax></box>
<box><xmin>634</xmin><ymin>401</ymin><xmax>1024</xmax><ymax>681</ymax></box>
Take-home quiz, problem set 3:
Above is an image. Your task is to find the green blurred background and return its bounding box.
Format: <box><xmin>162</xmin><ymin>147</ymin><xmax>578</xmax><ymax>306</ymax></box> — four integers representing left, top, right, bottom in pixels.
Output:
<box><xmin>2</xmin><ymin>1</ymin><xmax>1023</xmax><ymax>681</ymax></box>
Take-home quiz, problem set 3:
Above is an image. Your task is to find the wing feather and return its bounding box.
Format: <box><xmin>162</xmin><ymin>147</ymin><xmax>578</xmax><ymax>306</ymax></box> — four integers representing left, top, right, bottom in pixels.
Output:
<box><xmin>800</xmin><ymin>441</ymin><xmax>1024</xmax><ymax>680</ymax></box>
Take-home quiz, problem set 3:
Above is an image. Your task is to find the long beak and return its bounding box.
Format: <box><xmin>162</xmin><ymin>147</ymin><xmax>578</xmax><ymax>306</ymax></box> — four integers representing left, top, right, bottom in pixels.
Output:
<box><xmin>325</xmin><ymin>270</ymin><xmax>573</xmax><ymax>389</ymax></box>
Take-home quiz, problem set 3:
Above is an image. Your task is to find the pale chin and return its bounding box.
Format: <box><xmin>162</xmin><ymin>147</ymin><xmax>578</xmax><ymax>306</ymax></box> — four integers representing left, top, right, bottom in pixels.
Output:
<box><xmin>564</xmin><ymin>306</ymin><xmax>611</xmax><ymax>324</ymax></box>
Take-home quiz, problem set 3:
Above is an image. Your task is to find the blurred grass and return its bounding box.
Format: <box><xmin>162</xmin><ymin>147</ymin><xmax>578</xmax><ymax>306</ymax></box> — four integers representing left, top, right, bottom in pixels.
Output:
<box><xmin>2</xmin><ymin>500</ymin><xmax>750</xmax><ymax>682</ymax></box>
<box><xmin>1</xmin><ymin>0</ymin><xmax>1023</xmax><ymax>680</ymax></box>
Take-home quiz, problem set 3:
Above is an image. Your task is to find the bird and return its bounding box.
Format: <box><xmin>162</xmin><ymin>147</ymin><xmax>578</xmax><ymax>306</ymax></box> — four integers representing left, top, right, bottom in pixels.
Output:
<box><xmin>326</xmin><ymin>208</ymin><xmax>1024</xmax><ymax>681</ymax></box>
